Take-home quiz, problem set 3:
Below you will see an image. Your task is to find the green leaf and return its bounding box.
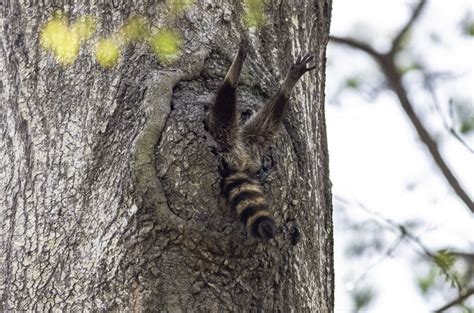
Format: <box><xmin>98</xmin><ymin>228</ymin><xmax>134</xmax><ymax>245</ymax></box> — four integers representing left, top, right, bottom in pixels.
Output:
<box><xmin>460</xmin><ymin>12</ymin><xmax>474</xmax><ymax>37</ymax></box>
<box><xmin>95</xmin><ymin>38</ymin><xmax>120</xmax><ymax>68</ymax></box>
<box><xmin>462</xmin><ymin>21</ymin><xmax>474</xmax><ymax>36</ymax></box>
<box><xmin>149</xmin><ymin>28</ymin><xmax>183</xmax><ymax>63</ymax></box>
<box><xmin>459</xmin><ymin>116</ymin><xmax>474</xmax><ymax>134</ymax></box>
<box><xmin>432</xmin><ymin>249</ymin><xmax>464</xmax><ymax>291</ymax></box>
<box><xmin>71</xmin><ymin>16</ymin><xmax>97</xmax><ymax>41</ymax></box>
<box><xmin>119</xmin><ymin>16</ymin><xmax>149</xmax><ymax>43</ymax></box>
<box><xmin>433</xmin><ymin>249</ymin><xmax>455</xmax><ymax>271</ymax></box>
<box><xmin>417</xmin><ymin>267</ymin><xmax>437</xmax><ymax>295</ymax></box>
<box><xmin>40</xmin><ymin>12</ymin><xmax>80</xmax><ymax>65</ymax></box>
<box><xmin>352</xmin><ymin>287</ymin><xmax>375</xmax><ymax>311</ymax></box>
<box><xmin>399</xmin><ymin>63</ymin><xmax>423</xmax><ymax>75</ymax></box>
<box><xmin>469</xmin><ymin>24</ymin><xmax>474</xmax><ymax>36</ymax></box>
<box><xmin>345</xmin><ymin>77</ymin><xmax>360</xmax><ymax>89</ymax></box>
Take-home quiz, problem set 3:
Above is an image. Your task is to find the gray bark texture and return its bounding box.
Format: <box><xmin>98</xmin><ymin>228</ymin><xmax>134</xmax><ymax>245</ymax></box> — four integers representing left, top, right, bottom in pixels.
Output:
<box><xmin>0</xmin><ymin>0</ymin><xmax>333</xmax><ymax>311</ymax></box>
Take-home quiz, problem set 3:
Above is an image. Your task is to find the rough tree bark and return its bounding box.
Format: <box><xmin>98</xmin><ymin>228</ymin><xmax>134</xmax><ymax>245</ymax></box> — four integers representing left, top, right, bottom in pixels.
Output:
<box><xmin>0</xmin><ymin>0</ymin><xmax>333</xmax><ymax>311</ymax></box>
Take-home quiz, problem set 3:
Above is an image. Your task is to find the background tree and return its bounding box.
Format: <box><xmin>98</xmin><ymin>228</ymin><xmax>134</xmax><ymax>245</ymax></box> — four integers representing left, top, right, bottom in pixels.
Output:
<box><xmin>0</xmin><ymin>0</ymin><xmax>333</xmax><ymax>311</ymax></box>
<box><xmin>328</xmin><ymin>0</ymin><xmax>473</xmax><ymax>311</ymax></box>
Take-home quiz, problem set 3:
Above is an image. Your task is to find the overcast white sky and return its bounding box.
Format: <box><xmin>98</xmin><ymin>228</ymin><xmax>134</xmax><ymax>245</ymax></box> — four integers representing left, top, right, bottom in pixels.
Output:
<box><xmin>327</xmin><ymin>0</ymin><xmax>473</xmax><ymax>311</ymax></box>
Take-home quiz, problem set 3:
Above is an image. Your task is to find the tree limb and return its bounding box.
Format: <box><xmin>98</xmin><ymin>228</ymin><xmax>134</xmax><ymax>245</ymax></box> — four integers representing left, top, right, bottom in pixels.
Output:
<box><xmin>329</xmin><ymin>35</ymin><xmax>382</xmax><ymax>59</ymax></box>
<box><xmin>336</xmin><ymin>195</ymin><xmax>468</xmax><ymax>294</ymax></box>
<box><xmin>329</xmin><ymin>37</ymin><xmax>474</xmax><ymax>213</ymax></box>
<box><xmin>451</xmin><ymin>251</ymin><xmax>474</xmax><ymax>262</ymax></box>
<box><xmin>390</xmin><ymin>0</ymin><xmax>427</xmax><ymax>54</ymax></box>
<box><xmin>423</xmin><ymin>72</ymin><xmax>474</xmax><ymax>153</ymax></box>
<box><xmin>379</xmin><ymin>56</ymin><xmax>474</xmax><ymax>213</ymax></box>
<box><xmin>434</xmin><ymin>288</ymin><xmax>474</xmax><ymax>312</ymax></box>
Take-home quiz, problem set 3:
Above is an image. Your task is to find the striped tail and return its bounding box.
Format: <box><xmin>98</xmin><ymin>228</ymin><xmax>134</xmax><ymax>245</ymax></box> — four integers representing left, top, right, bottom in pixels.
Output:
<box><xmin>221</xmin><ymin>172</ymin><xmax>276</xmax><ymax>239</ymax></box>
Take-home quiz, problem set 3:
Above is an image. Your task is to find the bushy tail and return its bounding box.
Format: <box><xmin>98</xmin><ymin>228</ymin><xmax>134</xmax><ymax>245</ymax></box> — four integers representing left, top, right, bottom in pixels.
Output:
<box><xmin>221</xmin><ymin>172</ymin><xmax>276</xmax><ymax>239</ymax></box>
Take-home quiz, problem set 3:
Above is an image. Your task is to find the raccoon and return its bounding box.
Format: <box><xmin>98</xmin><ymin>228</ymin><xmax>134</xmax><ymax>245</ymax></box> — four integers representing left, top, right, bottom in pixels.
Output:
<box><xmin>207</xmin><ymin>34</ymin><xmax>316</xmax><ymax>240</ymax></box>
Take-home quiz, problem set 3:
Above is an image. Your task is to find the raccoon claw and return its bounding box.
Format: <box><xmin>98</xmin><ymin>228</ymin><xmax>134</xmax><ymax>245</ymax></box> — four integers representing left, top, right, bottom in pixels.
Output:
<box><xmin>290</xmin><ymin>52</ymin><xmax>317</xmax><ymax>79</ymax></box>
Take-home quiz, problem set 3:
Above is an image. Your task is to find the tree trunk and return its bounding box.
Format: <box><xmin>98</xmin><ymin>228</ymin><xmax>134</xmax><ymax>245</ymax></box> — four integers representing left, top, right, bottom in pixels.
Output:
<box><xmin>0</xmin><ymin>1</ymin><xmax>333</xmax><ymax>311</ymax></box>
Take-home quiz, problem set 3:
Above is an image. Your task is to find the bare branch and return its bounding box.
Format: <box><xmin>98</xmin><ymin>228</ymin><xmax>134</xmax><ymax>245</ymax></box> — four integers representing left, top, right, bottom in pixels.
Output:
<box><xmin>336</xmin><ymin>195</ymin><xmax>468</xmax><ymax>293</ymax></box>
<box><xmin>391</xmin><ymin>0</ymin><xmax>428</xmax><ymax>53</ymax></box>
<box><xmin>379</xmin><ymin>57</ymin><xmax>474</xmax><ymax>213</ymax></box>
<box><xmin>423</xmin><ymin>73</ymin><xmax>474</xmax><ymax>153</ymax></box>
<box><xmin>330</xmin><ymin>34</ymin><xmax>474</xmax><ymax>213</ymax></box>
<box><xmin>451</xmin><ymin>251</ymin><xmax>474</xmax><ymax>263</ymax></box>
<box><xmin>329</xmin><ymin>35</ymin><xmax>382</xmax><ymax>59</ymax></box>
<box><xmin>349</xmin><ymin>236</ymin><xmax>404</xmax><ymax>289</ymax></box>
<box><xmin>434</xmin><ymin>288</ymin><xmax>474</xmax><ymax>312</ymax></box>
<box><xmin>335</xmin><ymin>195</ymin><xmax>435</xmax><ymax>260</ymax></box>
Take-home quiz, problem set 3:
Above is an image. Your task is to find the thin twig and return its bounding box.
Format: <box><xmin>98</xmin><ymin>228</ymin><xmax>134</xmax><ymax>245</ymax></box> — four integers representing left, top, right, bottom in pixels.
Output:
<box><xmin>391</xmin><ymin>0</ymin><xmax>428</xmax><ymax>54</ymax></box>
<box><xmin>379</xmin><ymin>56</ymin><xmax>474</xmax><ymax>213</ymax></box>
<box><xmin>329</xmin><ymin>35</ymin><xmax>382</xmax><ymax>59</ymax></box>
<box><xmin>335</xmin><ymin>195</ymin><xmax>433</xmax><ymax>259</ymax></box>
<box><xmin>451</xmin><ymin>251</ymin><xmax>474</xmax><ymax>263</ymax></box>
<box><xmin>423</xmin><ymin>72</ymin><xmax>473</xmax><ymax>153</ymax></box>
<box><xmin>349</xmin><ymin>236</ymin><xmax>404</xmax><ymax>289</ymax></box>
<box><xmin>335</xmin><ymin>195</ymin><xmax>467</xmax><ymax>293</ymax></box>
<box><xmin>434</xmin><ymin>288</ymin><xmax>474</xmax><ymax>312</ymax></box>
<box><xmin>330</xmin><ymin>34</ymin><xmax>474</xmax><ymax>213</ymax></box>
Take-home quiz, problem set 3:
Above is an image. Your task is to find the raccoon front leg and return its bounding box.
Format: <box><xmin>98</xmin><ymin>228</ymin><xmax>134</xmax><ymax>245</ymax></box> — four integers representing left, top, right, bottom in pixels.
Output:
<box><xmin>207</xmin><ymin>35</ymin><xmax>249</xmax><ymax>150</ymax></box>
<box><xmin>241</xmin><ymin>53</ymin><xmax>316</xmax><ymax>152</ymax></box>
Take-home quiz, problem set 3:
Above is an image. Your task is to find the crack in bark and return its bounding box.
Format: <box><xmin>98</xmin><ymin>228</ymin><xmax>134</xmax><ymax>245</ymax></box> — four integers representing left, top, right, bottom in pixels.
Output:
<box><xmin>132</xmin><ymin>48</ymin><xmax>209</xmax><ymax>229</ymax></box>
